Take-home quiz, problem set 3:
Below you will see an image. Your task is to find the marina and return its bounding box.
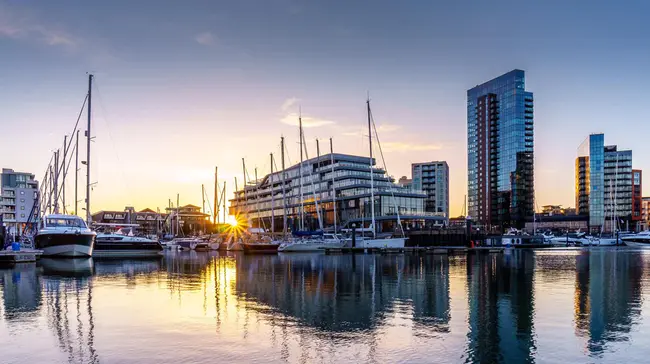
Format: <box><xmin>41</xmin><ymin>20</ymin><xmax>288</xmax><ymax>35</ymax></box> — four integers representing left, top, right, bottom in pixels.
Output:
<box><xmin>2</xmin><ymin>249</ymin><xmax>650</xmax><ymax>363</ymax></box>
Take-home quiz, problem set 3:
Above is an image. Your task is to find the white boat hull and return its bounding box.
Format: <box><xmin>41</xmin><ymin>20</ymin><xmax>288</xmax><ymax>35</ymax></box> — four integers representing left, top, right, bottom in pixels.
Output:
<box><xmin>41</xmin><ymin>243</ymin><xmax>94</xmax><ymax>257</ymax></box>
<box><xmin>278</xmin><ymin>241</ymin><xmax>345</xmax><ymax>252</ymax></box>
<box><xmin>359</xmin><ymin>238</ymin><xmax>406</xmax><ymax>249</ymax></box>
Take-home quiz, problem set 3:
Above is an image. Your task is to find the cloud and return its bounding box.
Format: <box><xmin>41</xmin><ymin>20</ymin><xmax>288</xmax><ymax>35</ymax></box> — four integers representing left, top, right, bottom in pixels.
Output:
<box><xmin>0</xmin><ymin>6</ymin><xmax>79</xmax><ymax>48</ymax></box>
<box><xmin>281</xmin><ymin>97</ymin><xmax>299</xmax><ymax>112</ymax></box>
<box><xmin>377</xmin><ymin>123</ymin><xmax>402</xmax><ymax>132</ymax></box>
<box><xmin>381</xmin><ymin>142</ymin><xmax>443</xmax><ymax>152</ymax></box>
<box><xmin>195</xmin><ymin>32</ymin><xmax>216</xmax><ymax>46</ymax></box>
<box><xmin>281</xmin><ymin>112</ymin><xmax>336</xmax><ymax>128</ymax></box>
<box><xmin>341</xmin><ymin>123</ymin><xmax>402</xmax><ymax>137</ymax></box>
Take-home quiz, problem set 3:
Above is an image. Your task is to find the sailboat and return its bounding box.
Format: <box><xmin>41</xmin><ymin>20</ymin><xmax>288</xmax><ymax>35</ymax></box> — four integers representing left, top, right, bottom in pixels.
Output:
<box><xmin>35</xmin><ymin>74</ymin><xmax>97</xmax><ymax>257</ymax></box>
<box><xmin>347</xmin><ymin>98</ymin><xmax>406</xmax><ymax>249</ymax></box>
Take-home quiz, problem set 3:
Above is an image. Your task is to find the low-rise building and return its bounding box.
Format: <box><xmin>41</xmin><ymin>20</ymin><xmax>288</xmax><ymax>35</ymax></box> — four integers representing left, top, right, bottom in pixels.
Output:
<box><xmin>411</xmin><ymin>161</ymin><xmax>449</xmax><ymax>218</ymax></box>
<box><xmin>92</xmin><ymin>206</ymin><xmax>167</xmax><ymax>235</ymax></box>
<box><xmin>1</xmin><ymin>168</ymin><xmax>39</xmax><ymax>236</ymax></box>
<box><xmin>229</xmin><ymin>153</ymin><xmax>444</xmax><ymax>232</ymax></box>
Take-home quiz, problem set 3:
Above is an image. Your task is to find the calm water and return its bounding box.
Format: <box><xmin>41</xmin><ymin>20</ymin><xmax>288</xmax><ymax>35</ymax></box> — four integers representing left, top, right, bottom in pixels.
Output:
<box><xmin>1</xmin><ymin>249</ymin><xmax>649</xmax><ymax>363</ymax></box>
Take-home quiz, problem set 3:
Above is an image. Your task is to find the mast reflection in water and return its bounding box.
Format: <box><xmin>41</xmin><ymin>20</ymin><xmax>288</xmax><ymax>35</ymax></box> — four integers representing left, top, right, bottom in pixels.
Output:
<box><xmin>1</xmin><ymin>249</ymin><xmax>650</xmax><ymax>363</ymax></box>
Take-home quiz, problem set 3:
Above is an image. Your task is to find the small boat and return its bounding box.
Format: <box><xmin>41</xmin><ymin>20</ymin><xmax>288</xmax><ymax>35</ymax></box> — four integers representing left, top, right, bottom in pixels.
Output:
<box><xmin>227</xmin><ymin>238</ymin><xmax>244</xmax><ymax>251</ymax></box>
<box><xmin>549</xmin><ymin>232</ymin><xmax>590</xmax><ymax>247</ymax></box>
<box><xmin>622</xmin><ymin>231</ymin><xmax>650</xmax><ymax>248</ymax></box>
<box><xmin>94</xmin><ymin>227</ymin><xmax>163</xmax><ymax>257</ymax></box>
<box><xmin>173</xmin><ymin>238</ymin><xmax>204</xmax><ymax>250</ymax></box>
<box><xmin>35</xmin><ymin>214</ymin><xmax>96</xmax><ymax>257</ymax></box>
<box><xmin>242</xmin><ymin>242</ymin><xmax>280</xmax><ymax>254</ymax></box>
<box><xmin>279</xmin><ymin>233</ymin><xmax>345</xmax><ymax>252</ymax></box>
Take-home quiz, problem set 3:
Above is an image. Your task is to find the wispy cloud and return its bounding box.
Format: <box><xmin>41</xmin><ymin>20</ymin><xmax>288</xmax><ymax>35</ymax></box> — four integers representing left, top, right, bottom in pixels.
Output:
<box><xmin>341</xmin><ymin>123</ymin><xmax>401</xmax><ymax>137</ymax></box>
<box><xmin>195</xmin><ymin>31</ymin><xmax>216</xmax><ymax>46</ymax></box>
<box><xmin>381</xmin><ymin>142</ymin><xmax>443</xmax><ymax>152</ymax></box>
<box><xmin>281</xmin><ymin>97</ymin><xmax>299</xmax><ymax>112</ymax></box>
<box><xmin>0</xmin><ymin>5</ymin><xmax>79</xmax><ymax>48</ymax></box>
<box><xmin>281</xmin><ymin>112</ymin><xmax>335</xmax><ymax>128</ymax></box>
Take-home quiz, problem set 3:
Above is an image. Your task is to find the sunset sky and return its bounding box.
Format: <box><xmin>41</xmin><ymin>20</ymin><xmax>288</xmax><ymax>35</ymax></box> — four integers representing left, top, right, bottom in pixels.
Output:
<box><xmin>1</xmin><ymin>0</ymin><xmax>649</xmax><ymax>217</ymax></box>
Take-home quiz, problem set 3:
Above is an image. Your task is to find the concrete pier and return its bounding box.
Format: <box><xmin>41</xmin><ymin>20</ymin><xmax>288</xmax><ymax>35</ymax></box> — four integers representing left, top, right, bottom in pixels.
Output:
<box><xmin>0</xmin><ymin>249</ymin><xmax>43</xmax><ymax>264</ymax></box>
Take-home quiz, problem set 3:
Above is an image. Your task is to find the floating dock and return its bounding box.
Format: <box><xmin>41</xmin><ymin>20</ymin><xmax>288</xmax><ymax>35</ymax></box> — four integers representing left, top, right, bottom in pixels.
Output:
<box><xmin>324</xmin><ymin>246</ymin><xmax>506</xmax><ymax>255</ymax></box>
<box><xmin>0</xmin><ymin>249</ymin><xmax>44</xmax><ymax>264</ymax></box>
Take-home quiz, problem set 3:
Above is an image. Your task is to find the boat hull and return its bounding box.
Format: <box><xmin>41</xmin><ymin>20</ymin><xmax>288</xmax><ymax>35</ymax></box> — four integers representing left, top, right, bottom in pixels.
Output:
<box><xmin>242</xmin><ymin>243</ymin><xmax>280</xmax><ymax>254</ymax></box>
<box><xmin>35</xmin><ymin>233</ymin><xmax>95</xmax><ymax>257</ymax></box>
<box><xmin>623</xmin><ymin>238</ymin><xmax>650</xmax><ymax>248</ymax></box>
<box><xmin>278</xmin><ymin>241</ymin><xmax>345</xmax><ymax>252</ymax></box>
<box><xmin>359</xmin><ymin>238</ymin><xmax>406</xmax><ymax>249</ymax></box>
<box><xmin>94</xmin><ymin>239</ymin><xmax>163</xmax><ymax>257</ymax></box>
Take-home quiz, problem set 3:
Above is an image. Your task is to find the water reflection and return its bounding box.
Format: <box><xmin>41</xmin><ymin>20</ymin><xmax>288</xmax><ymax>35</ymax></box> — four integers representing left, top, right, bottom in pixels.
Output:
<box><xmin>234</xmin><ymin>254</ymin><xmax>451</xmax><ymax>335</ymax></box>
<box><xmin>0</xmin><ymin>250</ymin><xmax>648</xmax><ymax>363</ymax></box>
<box><xmin>464</xmin><ymin>251</ymin><xmax>536</xmax><ymax>364</ymax></box>
<box><xmin>574</xmin><ymin>250</ymin><xmax>643</xmax><ymax>357</ymax></box>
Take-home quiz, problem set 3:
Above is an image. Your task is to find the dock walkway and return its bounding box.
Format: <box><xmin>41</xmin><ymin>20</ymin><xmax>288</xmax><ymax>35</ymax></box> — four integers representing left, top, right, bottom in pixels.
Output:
<box><xmin>0</xmin><ymin>249</ymin><xmax>44</xmax><ymax>264</ymax></box>
<box><xmin>324</xmin><ymin>246</ymin><xmax>505</xmax><ymax>255</ymax></box>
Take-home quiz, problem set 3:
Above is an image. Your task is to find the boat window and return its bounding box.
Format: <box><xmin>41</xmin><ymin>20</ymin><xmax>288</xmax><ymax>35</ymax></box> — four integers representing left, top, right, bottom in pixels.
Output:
<box><xmin>47</xmin><ymin>218</ymin><xmax>87</xmax><ymax>228</ymax></box>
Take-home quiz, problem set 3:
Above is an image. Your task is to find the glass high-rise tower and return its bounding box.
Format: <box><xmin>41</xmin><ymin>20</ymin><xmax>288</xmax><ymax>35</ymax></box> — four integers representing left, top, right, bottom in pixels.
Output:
<box><xmin>467</xmin><ymin>69</ymin><xmax>534</xmax><ymax>229</ymax></box>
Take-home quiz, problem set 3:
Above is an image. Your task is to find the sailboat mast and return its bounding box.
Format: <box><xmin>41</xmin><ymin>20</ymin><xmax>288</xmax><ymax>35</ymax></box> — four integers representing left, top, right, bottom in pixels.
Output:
<box><xmin>214</xmin><ymin>167</ymin><xmax>218</xmax><ymax>225</ymax></box>
<box><xmin>202</xmin><ymin>184</ymin><xmax>206</xmax><ymax>233</ymax></box>
<box><xmin>222</xmin><ymin>181</ymin><xmax>226</xmax><ymax>224</ymax></box>
<box><xmin>299</xmin><ymin>111</ymin><xmax>304</xmax><ymax>231</ymax></box>
<box><xmin>242</xmin><ymin>158</ymin><xmax>248</xmax><ymax>226</ymax></box>
<box><xmin>53</xmin><ymin>150</ymin><xmax>59</xmax><ymax>214</ymax></box>
<box><xmin>330</xmin><ymin>138</ymin><xmax>337</xmax><ymax>233</ymax></box>
<box><xmin>62</xmin><ymin>135</ymin><xmax>67</xmax><ymax>213</ymax></box>
<box><xmin>176</xmin><ymin>193</ymin><xmax>180</xmax><ymax>236</ymax></box>
<box><xmin>270</xmin><ymin>153</ymin><xmax>275</xmax><ymax>234</ymax></box>
<box><xmin>75</xmin><ymin>130</ymin><xmax>79</xmax><ymax>215</ymax></box>
<box><xmin>281</xmin><ymin>137</ymin><xmax>287</xmax><ymax>235</ymax></box>
<box><xmin>255</xmin><ymin>167</ymin><xmax>260</xmax><ymax>229</ymax></box>
<box><xmin>316</xmin><ymin>138</ymin><xmax>321</xmax><ymax>225</ymax></box>
<box><xmin>367</xmin><ymin>98</ymin><xmax>376</xmax><ymax>239</ymax></box>
<box><xmin>86</xmin><ymin>73</ymin><xmax>93</xmax><ymax>225</ymax></box>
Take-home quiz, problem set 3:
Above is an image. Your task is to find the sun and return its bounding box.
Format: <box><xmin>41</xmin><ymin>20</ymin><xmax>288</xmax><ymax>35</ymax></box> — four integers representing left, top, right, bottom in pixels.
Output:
<box><xmin>225</xmin><ymin>215</ymin><xmax>238</xmax><ymax>227</ymax></box>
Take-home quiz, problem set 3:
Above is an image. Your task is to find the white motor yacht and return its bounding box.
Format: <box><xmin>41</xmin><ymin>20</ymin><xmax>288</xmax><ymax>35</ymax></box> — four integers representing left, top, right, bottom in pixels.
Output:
<box><xmin>34</xmin><ymin>214</ymin><xmax>96</xmax><ymax>257</ymax></box>
<box><xmin>94</xmin><ymin>227</ymin><xmax>162</xmax><ymax>257</ymax></box>
<box><xmin>622</xmin><ymin>231</ymin><xmax>650</xmax><ymax>248</ymax></box>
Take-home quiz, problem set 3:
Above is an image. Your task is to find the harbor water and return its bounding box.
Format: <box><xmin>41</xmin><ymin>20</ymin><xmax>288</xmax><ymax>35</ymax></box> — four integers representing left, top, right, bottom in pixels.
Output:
<box><xmin>1</xmin><ymin>248</ymin><xmax>649</xmax><ymax>363</ymax></box>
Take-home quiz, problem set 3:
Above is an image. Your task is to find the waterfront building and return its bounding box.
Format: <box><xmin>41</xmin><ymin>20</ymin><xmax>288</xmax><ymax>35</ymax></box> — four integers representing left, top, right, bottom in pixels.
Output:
<box><xmin>0</xmin><ymin>168</ymin><xmax>39</xmax><ymax>236</ymax></box>
<box><xmin>575</xmin><ymin>134</ymin><xmax>637</xmax><ymax>232</ymax></box>
<box><xmin>92</xmin><ymin>206</ymin><xmax>167</xmax><ymax>235</ymax></box>
<box><xmin>632</xmin><ymin>170</ymin><xmax>642</xmax><ymax>227</ymax></box>
<box><xmin>411</xmin><ymin>161</ymin><xmax>449</xmax><ymax>218</ymax></box>
<box><xmin>397</xmin><ymin>176</ymin><xmax>412</xmax><ymax>189</ymax></box>
<box><xmin>229</xmin><ymin>153</ymin><xmax>443</xmax><ymax>233</ymax></box>
<box><xmin>540</xmin><ymin>205</ymin><xmax>576</xmax><ymax>216</ymax></box>
<box><xmin>467</xmin><ymin>69</ymin><xmax>534</xmax><ymax>230</ymax></box>
<box><xmin>640</xmin><ymin>197</ymin><xmax>650</xmax><ymax>231</ymax></box>
<box><xmin>164</xmin><ymin>204</ymin><xmax>210</xmax><ymax>235</ymax></box>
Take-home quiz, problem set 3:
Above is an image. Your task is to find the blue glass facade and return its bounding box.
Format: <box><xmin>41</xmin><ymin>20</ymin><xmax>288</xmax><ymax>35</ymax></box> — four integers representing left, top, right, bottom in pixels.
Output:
<box><xmin>588</xmin><ymin>134</ymin><xmax>605</xmax><ymax>228</ymax></box>
<box><xmin>467</xmin><ymin>70</ymin><xmax>534</xmax><ymax>228</ymax></box>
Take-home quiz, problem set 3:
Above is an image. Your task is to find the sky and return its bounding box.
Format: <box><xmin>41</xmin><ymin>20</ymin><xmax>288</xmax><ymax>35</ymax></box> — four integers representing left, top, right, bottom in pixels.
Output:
<box><xmin>1</xmin><ymin>0</ymin><xmax>649</xmax><ymax>217</ymax></box>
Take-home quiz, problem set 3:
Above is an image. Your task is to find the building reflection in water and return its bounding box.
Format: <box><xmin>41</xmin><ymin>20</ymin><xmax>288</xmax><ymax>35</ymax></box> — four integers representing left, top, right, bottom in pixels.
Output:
<box><xmin>464</xmin><ymin>250</ymin><xmax>536</xmax><ymax>364</ymax></box>
<box><xmin>574</xmin><ymin>250</ymin><xmax>643</xmax><ymax>357</ymax></box>
<box><xmin>0</xmin><ymin>262</ymin><xmax>41</xmax><ymax>322</ymax></box>
<box><xmin>232</xmin><ymin>253</ymin><xmax>451</xmax><ymax>335</ymax></box>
